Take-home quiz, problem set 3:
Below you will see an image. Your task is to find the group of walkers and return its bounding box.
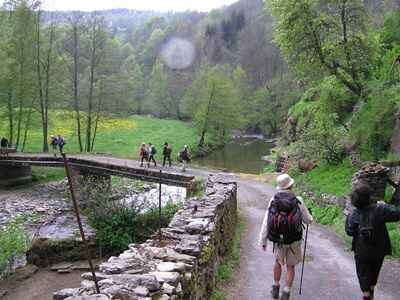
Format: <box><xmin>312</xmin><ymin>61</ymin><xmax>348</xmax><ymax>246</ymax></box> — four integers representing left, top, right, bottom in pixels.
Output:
<box><xmin>138</xmin><ymin>142</ymin><xmax>191</xmax><ymax>171</ymax></box>
<box><xmin>259</xmin><ymin>174</ymin><xmax>400</xmax><ymax>300</ymax></box>
<box><xmin>50</xmin><ymin>135</ymin><xmax>66</xmax><ymax>156</ymax></box>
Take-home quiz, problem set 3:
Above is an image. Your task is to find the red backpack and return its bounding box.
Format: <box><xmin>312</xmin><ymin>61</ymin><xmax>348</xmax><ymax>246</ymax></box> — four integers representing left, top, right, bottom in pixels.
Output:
<box><xmin>267</xmin><ymin>191</ymin><xmax>303</xmax><ymax>244</ymax></box>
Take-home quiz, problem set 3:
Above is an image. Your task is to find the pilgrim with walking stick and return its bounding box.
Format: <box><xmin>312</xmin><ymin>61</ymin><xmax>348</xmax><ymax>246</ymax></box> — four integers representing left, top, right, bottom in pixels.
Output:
<box><xmin>259</xmin><ymin>174</ymin><xmax>313</xmax><ymax>300</ymax></box>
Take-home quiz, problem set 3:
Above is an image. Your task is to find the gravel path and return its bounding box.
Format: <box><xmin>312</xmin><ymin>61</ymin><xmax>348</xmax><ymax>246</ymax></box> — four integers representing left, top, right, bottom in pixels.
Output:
<box><xmin>225</xmin><ymin>178</ymin><xmax>400</xmax><ymax>300</ymax></box>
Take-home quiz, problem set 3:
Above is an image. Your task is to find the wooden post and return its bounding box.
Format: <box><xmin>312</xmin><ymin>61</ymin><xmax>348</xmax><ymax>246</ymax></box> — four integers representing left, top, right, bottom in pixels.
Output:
<box><xmin>62</xmin><ymin>153</ymin><xmax>100</xmax><ymax>294</ymax></box>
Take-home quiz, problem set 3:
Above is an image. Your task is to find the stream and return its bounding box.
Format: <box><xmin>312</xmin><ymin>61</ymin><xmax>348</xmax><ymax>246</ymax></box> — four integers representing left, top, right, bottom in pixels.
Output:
<box><xmin>194</xmin><ymin>137</ymin><xmax>275</xmax><ymax>174</ymax></box>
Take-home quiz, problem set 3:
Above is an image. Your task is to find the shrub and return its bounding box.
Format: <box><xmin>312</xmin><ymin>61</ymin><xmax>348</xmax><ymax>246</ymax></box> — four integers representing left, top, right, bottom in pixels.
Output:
<box><xmin>289</xmin><ymin>112</ymin><xmax>347</xmax><ymax>164</ymax></box>
<box><xmin>350</xmin><ymin>88</ymin><xmax>399</xmax><ymax>160</ymax></box>
<box><xmin>86</xmin><ymin>185</ymin><xmax>182</xmax><ymax>254</ymax></box>
<box><xmin>0</xmin><ymin>218</ymin><xmax>30</xmax><ymax>275</ymax></box>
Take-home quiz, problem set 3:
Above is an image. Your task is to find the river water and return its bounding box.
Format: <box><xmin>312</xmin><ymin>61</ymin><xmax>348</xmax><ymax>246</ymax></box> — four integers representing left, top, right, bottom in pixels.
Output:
<box><xmin>194</xmin><ymin>137</ymin><xmax>275</xmax><ymax>174</ymax></box>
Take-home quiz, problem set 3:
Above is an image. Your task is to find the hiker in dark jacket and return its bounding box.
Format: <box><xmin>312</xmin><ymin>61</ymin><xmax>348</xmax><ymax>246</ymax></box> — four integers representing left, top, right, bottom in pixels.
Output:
<box><xmin>148</xmin><ymin>143</ymin><xmax>157</xmax><ymax>167</ymax></box>
<box><xmin>346</xmin><ymin>184</ymin><xmax>400</xmax><ymax>300</ymax></box>
<box><xmin>1</xmin><ymin>137</ymin><xmax>9</xmax><ymax>156</ymax></box>
<box><xmin>179</xmin><ymin>145</ymin><xmax>190</xmax><ymax>172</ymax></box>
<box><xmin>57</xmin><ymin>135</ymin><xmax>66</xmax><ymax>154</ymax></box>
<box><xmin>162</xmin><ymin>142</ymin><xmax>172</xmax><ymax>167</ymax></box>
<box><xmin>50</xmin><ymin>136</ymin><xmax>58</xmax><ymax>157</ymax></box>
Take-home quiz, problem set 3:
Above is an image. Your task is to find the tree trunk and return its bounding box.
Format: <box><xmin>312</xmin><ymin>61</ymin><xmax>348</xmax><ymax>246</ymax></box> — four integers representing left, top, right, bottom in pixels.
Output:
<box><xmin>198</xmin><ymin>84</ymin><xmax>215</xmax><ymax>149</ymax></box>
<box><xmin>73</xmin><ymin>23</ymin><xmax>83</xmax><ymax>152</ymax></box>
<box><xmin>43</xmin><ymin>20</ymin><xmax>55</xmax><ymax>153</ymax></box>
<box><xmin>21</xmin><ymin>98</ymin><xmax>36</xmax><ymax>152</ymax></box>
<box><xmin>90</xmin><ymin>79</ymin><xmax>104</xmax><ymax>152</ymax></box>
<box><xmin>7</xmin><ymin>88</ymin><xmax>14</xmax><ymax>146</ymax></box>
<box><xmin>36</xmin><ymin>10</ymin><xmax>47</xmax><ymax>152</ymax></box>
<box><xmin>86</xmin><ymin>20</ymin><xmax>98</xmax><ymax>152</ymax></box>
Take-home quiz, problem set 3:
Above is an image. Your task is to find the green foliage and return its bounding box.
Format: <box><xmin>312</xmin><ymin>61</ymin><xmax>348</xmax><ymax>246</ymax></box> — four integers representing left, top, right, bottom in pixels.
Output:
<box><xmin>247</xmin><ymin>74</ymin><xmax>300</xmax><ymax>136</ymax></box>
<box><xmin>373</xmin><ymin>46</ymin><xmax>400</xmax><ymax>83</ymax></box>
<box><xmin>145</xmin><ymin>61</ymin><xmax>175</xmax><ymax>118</ymax></box>
<box><xmin>292</xmin><ymin>159</ymin><xmax>356</xmax><ymax>197</ymax></box>
<box><xmin>318</xmin><ymin>76</ymin><xmax>355</xmax><ymax>118</ymax></box>
<box><xmin>32</xmin><ymin>167</ymin><xmax>66</xmax><ymax>183</ymax></box>
<box><xmin>181</xmin><ymin>64</ymin><xmax>245</xmax><ymax>148</ymax></box>
<box><xmin>350</xmin><ymin>87</ymin><xmax>399</xmax><ymax>160</ymax></box>
<box><xmin>290</xmin><ymin>112</ymin><xmax>347</xmax><ymax>164</ymax></box>
<box><xmin>301</xmin><ymin>195</ymin><xmax>352</xmax><ymax>246</ymax></box>
<box><xmin>381</xmin><ymin>11</ymin><xmax>400</xmax><ymax>48</ymax></box>
<box><xmin>269</xmin><ymin>0</ymin><xmax>375</xmax><ymax>97</ymax></box>
<box><xmin>0</xmin><ymin>217</ymin><xmax>30</xmax><ymax>274</ymax></box>
<box><xmin>87</xmin><ymin>193</ymin><xmax>182</xmax><ymax>254</ymax></box>
<box><xmin>387</xmin><ymin>222</ymin><xmax>400</xmax><ymax>257</ymax></box>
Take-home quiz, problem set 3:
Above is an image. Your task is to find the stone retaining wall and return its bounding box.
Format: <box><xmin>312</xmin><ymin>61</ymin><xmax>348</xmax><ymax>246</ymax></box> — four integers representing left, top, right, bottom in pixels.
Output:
<box><xmin>54</xmin><ymin>174</ymin><xmax>237</xmax><ymax>300</ymax></box>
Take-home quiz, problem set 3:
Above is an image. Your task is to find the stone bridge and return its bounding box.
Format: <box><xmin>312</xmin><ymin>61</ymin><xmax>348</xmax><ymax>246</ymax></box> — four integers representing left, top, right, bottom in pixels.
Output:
<box><xmin>0</xmin><ymin>153</ymin><xmax>195</xmax><ymax>189</ymax></box>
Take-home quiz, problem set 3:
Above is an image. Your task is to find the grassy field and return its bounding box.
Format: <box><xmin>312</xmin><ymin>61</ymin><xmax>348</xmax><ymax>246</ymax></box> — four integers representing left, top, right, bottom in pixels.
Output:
<box><xmin>0</xmin><ymin>111</ymin><xmax>198</xmax><ymax>159</ymax></box>
<box><xmin>1</xmin><ymin>111</ymin><xmax>199</xmax><ymax>183</ymax></box>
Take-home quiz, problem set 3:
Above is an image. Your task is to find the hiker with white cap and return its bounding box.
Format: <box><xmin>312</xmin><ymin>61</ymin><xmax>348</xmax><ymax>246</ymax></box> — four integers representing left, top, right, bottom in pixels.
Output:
<box><xmin>259</xmin><ymin>174</ymin><xmax>313</xmax><ymax>300</ymax></box>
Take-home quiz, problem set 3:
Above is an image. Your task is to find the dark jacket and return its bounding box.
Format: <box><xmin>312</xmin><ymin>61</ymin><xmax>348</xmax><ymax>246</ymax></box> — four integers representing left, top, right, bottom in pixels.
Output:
<box><xmin>1</xmin><ymin>138</ymin><xmax>8</xmax><ymax>147</ymax></box>
<box><xmin>346</xmin><ymin>203</ymin><xmax>400</xmax><ymax>257</ymax></box>
<box><xmin>163</xmin><ymin>145</ymin><xmax>172</xmax><ymax>156</ymax></box>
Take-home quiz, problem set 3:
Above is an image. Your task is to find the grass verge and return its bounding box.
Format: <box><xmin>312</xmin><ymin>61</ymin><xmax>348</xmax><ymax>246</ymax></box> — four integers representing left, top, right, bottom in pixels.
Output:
<box><xmin>211</xmin><ymin>215</ymin><xmax>244</xmax><ymax>300</ymax></box>
<box><xmin>291</xmin><ymin>159</ymin><xmax>400</xmax><ymax>257</ymax></box>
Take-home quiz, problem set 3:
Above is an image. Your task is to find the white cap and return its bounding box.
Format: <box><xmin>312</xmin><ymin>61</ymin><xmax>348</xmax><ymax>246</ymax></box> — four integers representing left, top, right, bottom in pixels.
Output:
<box><xmin>276</xmin><ymin>174</ymin><xmax>295</xmax><ymax>190</ymax></box>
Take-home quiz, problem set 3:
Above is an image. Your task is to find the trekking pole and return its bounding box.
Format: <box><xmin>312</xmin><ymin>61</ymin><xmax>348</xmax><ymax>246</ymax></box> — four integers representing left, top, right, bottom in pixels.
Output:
<box><xmin>61</xmin><ymin>153</ymin><xmax>100</xmax><ymax>294</ymax></box>
<box><xmin>299</xmin><ymin>224</ymin><xmax>309</xmax><ymax>295</ymax></box>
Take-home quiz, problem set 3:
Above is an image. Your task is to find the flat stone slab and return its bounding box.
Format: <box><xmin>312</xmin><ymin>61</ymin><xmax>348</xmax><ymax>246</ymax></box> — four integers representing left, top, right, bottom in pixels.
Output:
<box><xmin>51</xmin><ymin>263</ymin><xmax>73</xmax><ymax>271</ymax></box>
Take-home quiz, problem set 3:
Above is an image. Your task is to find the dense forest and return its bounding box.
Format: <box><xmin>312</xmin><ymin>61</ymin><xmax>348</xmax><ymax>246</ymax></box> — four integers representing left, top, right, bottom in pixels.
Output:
<box><xmin>0</xmin><ymin>0</ymin><xmax>290</xmax><ymax>154</ymax></box>
<box><xmin>1</xmin><ymin>0</ymin><xmax>400</xmax><ymax>161</ymax></box>
<box><xmin>269</xmin><ymin>0</ymin><xmax>400</xmax><ymax>163</ymax></box>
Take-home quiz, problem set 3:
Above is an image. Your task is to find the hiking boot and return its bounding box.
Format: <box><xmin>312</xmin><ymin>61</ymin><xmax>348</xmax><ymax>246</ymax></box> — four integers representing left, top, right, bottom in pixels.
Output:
<box><xmin>270</xmin><ymin>285</ymin><xmax>280</xmax><ymax>299</ymax></box>
<box><xmin>280</xmin><ymin>290</ymin><xmax>290</xmax><ymax>300</ymax></box>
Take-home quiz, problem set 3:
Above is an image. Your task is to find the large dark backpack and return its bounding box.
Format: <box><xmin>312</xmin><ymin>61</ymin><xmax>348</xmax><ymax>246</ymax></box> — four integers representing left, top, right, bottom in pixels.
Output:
<box><xmin>267</xmin><ymin>191</ymin><xmax>303</xmax><ymax>244</ymax></box>
<box><xmin>354</xmin><ymin>207</ymin><xmax>378</xmax><ymax>259</ymax></box>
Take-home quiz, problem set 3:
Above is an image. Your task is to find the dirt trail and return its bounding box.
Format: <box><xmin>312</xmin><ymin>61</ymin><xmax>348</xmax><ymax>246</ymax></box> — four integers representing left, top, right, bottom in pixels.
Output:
<box><xmin>0</xmin><ymin>268</ymin><xmax>84</xmax><ymax>300</ymax></box>
<box><xmin>226</xmin><ymin>179</ymin><xmax>400</xmax><ymax>300</ymax></box>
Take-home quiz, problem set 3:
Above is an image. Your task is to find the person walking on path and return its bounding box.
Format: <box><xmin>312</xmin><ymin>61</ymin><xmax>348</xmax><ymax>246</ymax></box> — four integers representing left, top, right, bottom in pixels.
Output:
<box><xmin>57</xmin><ymin>135</ymin><xmax>66</xmax><ymax>154</ymax></box>
<box><xmin>259</xmin><ymin>174</ymin><xmax>313</xmax><ymax>300</ymax></box>
<box><xmin>179</xmin><ymin>145</ymin><xmax>191</xmax><ymax>172</ymax></box>
<box><xmin>148</xmin><ymin>142</ymin><xmax>157</xmax><ymax>167</ymax></box>
<box><xmin>162</xmin><ymin>142</ymin><xmax>172</xmax><ymax>167</ymax></box>
<box><xmin>1</xmin><ymin>137</ymin><xmax>9</xmax><ymax>156</ymax></box>
<box><xmin>346</xmin><ymin>184</ymin><xmax>400</xmax><ymax>300</ymax></box>
<box><xmin>139</xmin><ymin>143</ymin><xmax>149</xmax><ymax>167</ymax></box>
<box><xmin>50</xmin><ymin>135</ymin><xmax>59</xmax><ymax>157</ymax></box>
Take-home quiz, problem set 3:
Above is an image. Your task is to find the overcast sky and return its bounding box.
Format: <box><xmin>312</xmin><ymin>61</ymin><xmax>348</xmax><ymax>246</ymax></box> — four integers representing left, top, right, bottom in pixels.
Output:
<box><xmin>24</xmin><ymin>0</ymin><xmax>238</xmax><ymax>12</ymax></box>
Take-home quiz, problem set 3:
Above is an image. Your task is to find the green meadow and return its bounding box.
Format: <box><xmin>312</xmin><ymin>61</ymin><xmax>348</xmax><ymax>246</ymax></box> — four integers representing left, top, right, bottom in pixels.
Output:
<box><xmin>0</xmin><ymin>110</ymin><xmax>199</xmax><ymax>159</ymax></box>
